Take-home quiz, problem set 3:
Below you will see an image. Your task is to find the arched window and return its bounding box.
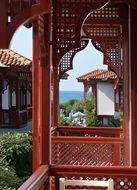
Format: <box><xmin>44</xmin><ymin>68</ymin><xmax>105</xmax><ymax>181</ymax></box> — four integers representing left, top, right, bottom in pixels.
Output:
<box><xmin>20</xmin><ymin>83</ymin><xmax>27</xmax><ymax>110</ymax></box>
<box><xmin>11</xmin><ymin>90</ymin><xmax>16</xmax><ymax>107</ymax></box>
<box><xmin>2</xmin><ymin>80</ymin><xmax>10</xmax><ymax>110</ymax></box>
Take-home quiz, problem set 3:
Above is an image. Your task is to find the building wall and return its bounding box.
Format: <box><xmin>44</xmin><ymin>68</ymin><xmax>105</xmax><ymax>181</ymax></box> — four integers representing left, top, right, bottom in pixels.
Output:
<box><xmin>97</xmin><ymin>82</ymin><xmax>114</xmax><ymax>116</ymax></box>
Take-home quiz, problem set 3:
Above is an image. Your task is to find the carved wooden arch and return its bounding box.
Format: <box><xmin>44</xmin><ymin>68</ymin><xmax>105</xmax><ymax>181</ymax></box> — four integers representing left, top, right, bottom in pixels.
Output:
<box><xmin>52</xmin><ymin>0</ymin><xmax>110</xmax><ymax>68</ymax></box>
<box><xmin>83</xmin><ymin>24</ymin><xmax>122</xmax><ymax>77</ymax></box>
<box><xmin>7</xmin><ymin>0</ymin><xmax>50</xmax><ymax>46</ymax></box>
<box><xmin>82</xmin><ymin>2</ymin><xmax>128</xmax><ymax>78</ymax></box>
<box><xmin>59</xmin><ymin>39</ymin><xmax>89</xmax><ymax>79</ymax></box>
<box><xmin>57</xmin><ymin>1</ymin><xmax>128</xmax><ymax>79</ymax></box>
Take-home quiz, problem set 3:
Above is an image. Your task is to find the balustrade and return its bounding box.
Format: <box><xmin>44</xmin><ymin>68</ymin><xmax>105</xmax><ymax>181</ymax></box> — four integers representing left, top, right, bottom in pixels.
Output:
<box><xmin>51</xmin><ymin>165</ymin><xmax>137</xmax><ymax>190</ymax></box>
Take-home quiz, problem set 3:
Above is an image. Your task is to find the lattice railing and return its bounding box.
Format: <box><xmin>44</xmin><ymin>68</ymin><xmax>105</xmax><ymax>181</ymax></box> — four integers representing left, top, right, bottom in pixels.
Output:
<box><xmin>51</xmin><ymin>165</ymin><xmax>137</xmax><ymax>190</ymax></box>
<box><xmin>51</xmin><ymin>136</ymin><xmax>123</xmax><ymax>166</ymax></box>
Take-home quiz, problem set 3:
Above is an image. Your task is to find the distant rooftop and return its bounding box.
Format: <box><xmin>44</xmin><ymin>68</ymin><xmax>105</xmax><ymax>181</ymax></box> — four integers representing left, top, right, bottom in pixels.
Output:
<box><xmin>77</xmin><ymin>69</ymin><xmax>117</xmax><ymax>82</ymax></box>
<box><xmin>0</xmin><ymin>49</ymin><xmax>32</xmax><ymax>67</ymax></box>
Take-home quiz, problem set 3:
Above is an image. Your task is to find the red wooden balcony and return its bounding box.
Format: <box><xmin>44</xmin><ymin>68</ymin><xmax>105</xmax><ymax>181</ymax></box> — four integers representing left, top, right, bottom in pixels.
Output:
<box><xmin>51</xmin><ymin>126</ymin><xmax>124</xmax><ymax>166</ymax></box>
<box><xmin>18</xmin><ymin>126</ymin><xmax>137</xmax><ymax>190</ymax></box>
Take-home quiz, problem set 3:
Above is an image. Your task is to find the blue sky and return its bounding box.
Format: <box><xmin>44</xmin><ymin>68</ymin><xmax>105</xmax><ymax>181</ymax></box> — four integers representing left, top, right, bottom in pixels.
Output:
<box><xmin>10</xmin><ymin>26</ymin><xmax>107</xmax><ymax>91</ymax></box>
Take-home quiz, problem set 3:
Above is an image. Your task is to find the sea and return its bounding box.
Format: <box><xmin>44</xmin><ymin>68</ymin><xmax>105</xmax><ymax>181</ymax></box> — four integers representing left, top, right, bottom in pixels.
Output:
<box><xmin>59</xmin><ymin>91</ymin><xmax>83</xmax><ymax>103</ymax></box>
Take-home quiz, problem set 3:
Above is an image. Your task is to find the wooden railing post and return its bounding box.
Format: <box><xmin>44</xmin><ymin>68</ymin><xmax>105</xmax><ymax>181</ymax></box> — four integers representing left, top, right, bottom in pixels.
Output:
<box><xmin>113</xmin><ymin>133</ymin><xmax>121</xmax><ymax>165</ymax></box>
<box><xmin>55</xmin><ymin>176</ymin><xmax>60</xmax><ymax>190</ymax></box>
<box><xmin>39</xmin><ymin>14</ymin><xmax>51</xmax><ymax>167</ymax></box>
<box><xmin>32</xmin><ymin>18</ymin><xmax>40</xmax><ymax>171</ymax></box>
<box><xmin>53</xmin><ymin>66</ymin><xmax>59</xmax><ymax>127</ymax></box>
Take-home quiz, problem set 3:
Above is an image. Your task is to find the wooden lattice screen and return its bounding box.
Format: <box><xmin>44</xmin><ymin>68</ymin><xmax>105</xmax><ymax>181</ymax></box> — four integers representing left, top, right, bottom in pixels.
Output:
<box><xmin>52</xmin><ymin>1</ymin><xmax>128</xmax><ymax>78</ymax></box>
<box><xmin>59</xmin><ymin>39</ymin><xmax>89</xmax><ymax>78</ymax></box>
<box><xmin>83</xmin><ymin>3</ymin><xmax>128</xmax><ymax>77</ymax></box>
<box><xmin>52</xmin><ymin>0</ymin><xmax>110</xmax><ymax>66</ymax></box>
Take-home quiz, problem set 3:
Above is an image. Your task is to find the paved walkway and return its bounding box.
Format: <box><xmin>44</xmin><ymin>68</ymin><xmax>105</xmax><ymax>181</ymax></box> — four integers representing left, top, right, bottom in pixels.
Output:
<box><xmin>0</xmin><ymin>121</ymin><xmax>32</xmax><ymax>134</ymax></box>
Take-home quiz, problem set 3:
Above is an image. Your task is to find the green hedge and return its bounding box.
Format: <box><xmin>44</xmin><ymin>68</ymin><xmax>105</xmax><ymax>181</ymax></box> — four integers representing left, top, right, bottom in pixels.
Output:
<box><xmin>0</xmin><ymin>132</ymin><xmax>32</xmax><ymax>189</ymax></box>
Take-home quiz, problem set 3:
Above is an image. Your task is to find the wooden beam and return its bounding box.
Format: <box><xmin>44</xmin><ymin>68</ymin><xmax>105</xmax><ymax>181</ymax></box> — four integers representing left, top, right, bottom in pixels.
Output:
<box><xmin>0</xmin><ymin>0</ymin><xmax>8</xmax><ymax>48</ymax></box>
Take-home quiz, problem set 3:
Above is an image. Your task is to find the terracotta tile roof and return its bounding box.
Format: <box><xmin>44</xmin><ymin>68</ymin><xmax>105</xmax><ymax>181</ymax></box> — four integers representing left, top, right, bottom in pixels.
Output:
<box><xmin>0</xmin><ymin>49</ymin><xmax>32</xmax><ymax>67</ymax></box>
<box><xmin>77</xmin><ymin>69</ymin><xmax>117</xmax><ymax>82</ymax></box>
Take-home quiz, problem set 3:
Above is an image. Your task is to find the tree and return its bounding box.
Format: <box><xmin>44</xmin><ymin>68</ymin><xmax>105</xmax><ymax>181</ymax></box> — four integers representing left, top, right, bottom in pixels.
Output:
<box><xmin>82</xmin><ymin>95</ymin><xmax>102</xmax><ymax>126</ymax></box>
<box><xmin>59</xmin><ymin>95</ymin><xmax>102</xmax><ymax>127</ymax></box>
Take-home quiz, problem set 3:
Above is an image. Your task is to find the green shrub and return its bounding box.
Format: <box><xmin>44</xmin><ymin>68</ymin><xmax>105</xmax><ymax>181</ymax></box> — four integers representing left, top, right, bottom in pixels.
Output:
<box><xmin>0</xmin><ymin>156</ymin><xmax>20</xmax><ymax>190</ymax></box>
<box><xmin>0</xmin><ymin>132</ymin><xmax>32</xmax><ymax>189</ymax></box>
<box><xmin>82</xmin><ymin>95</ymin><xmax>102</xmax><ymax>126</ymax></box>
<box><xmin>108</xmin><ymin>112</ymin><xmax>123</xmax><ymax>127</ymax></box>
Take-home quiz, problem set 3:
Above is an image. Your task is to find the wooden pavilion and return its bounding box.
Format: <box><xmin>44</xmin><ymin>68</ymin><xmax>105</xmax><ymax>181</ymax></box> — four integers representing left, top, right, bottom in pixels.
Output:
<box><xmin>1</xmin><ymin>0</ymin><xmax>137</xmax><ymax>189</ymax></box>
<box><xmin>0</xmin><ymin>49</ymin><xmax>32</xmax><ymax>128</ymax></box>
<box><xmin>77</xmin><ymin>69</ymin><xmax>123</xmax><ymax>125</ymax></box>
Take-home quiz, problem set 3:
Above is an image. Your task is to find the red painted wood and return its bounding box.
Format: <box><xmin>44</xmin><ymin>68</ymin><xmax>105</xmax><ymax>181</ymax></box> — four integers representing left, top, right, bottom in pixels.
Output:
<box><xmin>130</xmin><ymin>8</ymin><xmax>137</xmax><ymax>166</ymax></box>
<box><xmin>50</xmin><ymin>165</ymin><xmax>137</xmax><ymax>175</ymax></box>
<box><xmin>7</xmin><ymin>0</ymin><xmax>51</xmax><ymax>46</ymax></box>
<box><xmin>58</xmin><ymin>126</ymin><xmax>123</xmax><ymax>137</ymax></box>
<box><xmin>52</xmin><ymin>136</ymin><xmax>124</xmax><ymax>144</ymax></box>
<box><xmin>0</xmin><ymin>0</ymin><xmax>8</xmax><ymax>48</ymax></box>
<box><xmin>39</xmin><ymin>14</ymin><xmax>51</xmax><ymax>165</ymax></box>
<box><xmin>53</xmin><ymin>66</ymin><xmax>59</xmax><ymax>127</ymax></box>
<box><xmin>122</xmin><ymin>10</ymin><xmax>130</xmax><ymax>166</ymax></box>
<box><xmin>18</xmin><ymin>165</ymin><xmax>49</xmax><ymax>190</ymax></box>
<box><xmin>32</xmin><ymin>19</ymin><xmax>40</xmax><ymax>171</ymax></box>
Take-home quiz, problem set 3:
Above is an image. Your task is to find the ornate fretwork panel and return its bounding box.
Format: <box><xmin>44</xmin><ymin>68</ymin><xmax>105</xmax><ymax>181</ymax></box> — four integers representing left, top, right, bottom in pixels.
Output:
<box><xmin>83</xmin><ymin>3</ymin><xmax>128</xmax><ymax>77</ymax></box>
<box><xmin>0</xmin><ymin>0</ymin><xmax>50</xmax><ymax>47</ymax></box>
<box><xmin>85</xmin><ymin>3</ymin><xmax>128</xmax><ymax>23</ymax></box>
<box><xmin>59</xmin><ymin>39</ymin><xmax>89</xmax><ymax>79</ymax></box>
<box><xmin>84</xmin><ymin>25</ymin><xmax>122</xmax><ymax>77</ymax></box>
<box><xmin>52</xmin><ymin>0</ymin><xmax>110</xmax><ymax>66</ymax></box>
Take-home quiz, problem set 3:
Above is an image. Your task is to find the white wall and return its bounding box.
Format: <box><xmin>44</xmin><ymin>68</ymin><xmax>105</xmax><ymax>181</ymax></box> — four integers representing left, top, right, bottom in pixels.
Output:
<box><xmin>12</xmin><ymin>91</ymin><xmax>16</xmax><ymax>106</ymax></box>
<box><xmin>2</xmin><ymin>85</ymin><xmax>10</xmax><ymax>110</ymax></box>
<box><xmin>97</xmin><ymin>82</ymin><xmax>114</xmax><ymax>116</ymax></box>
<box><xmin>27</xmin><ymin>90</ymin><xmax>31</xmax><ymax>105</ymax></box>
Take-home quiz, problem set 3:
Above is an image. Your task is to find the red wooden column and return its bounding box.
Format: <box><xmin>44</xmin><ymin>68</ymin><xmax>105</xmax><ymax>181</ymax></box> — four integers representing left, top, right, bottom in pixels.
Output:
<box><xmin>39</xmin><ymin>14</ymin><xmax>51</xmax><ymax>165</ymax></box>
<box><xmin>0</xmin><ymin>0</ymin><xmax>8</xmax><ymax>48</ymax></box>
<box><xmin>53</xmin><ymin>66</ymin><xmax>59</xmax><ymax>127</ymax></box>
<box><xmin>122</xmin><ymin>15</ymin><xmax>130</xmax><ymax>165</ymax></box>
<box><xmin>16</xmin><ymin>78</ymin><xmax>20</xmax><ymax>127</ymax></box>
<box><xmin>130</xmin><ymin>8</ymin><xmax>137</xmax><ymax>166</ymax></box>
<box><xmin>32</xmin><ymin>18</ymin><xmax>40</xmax><ymax>171</ymax></box>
